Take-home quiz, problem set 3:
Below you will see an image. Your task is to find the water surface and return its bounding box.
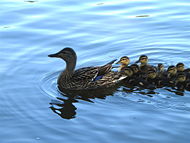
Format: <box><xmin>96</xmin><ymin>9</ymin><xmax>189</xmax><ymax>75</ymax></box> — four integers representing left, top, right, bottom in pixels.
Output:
<box><xmin>1</xmin><ymin>0</ymin><xmax>190</xmax><ymax>143</ymax></box>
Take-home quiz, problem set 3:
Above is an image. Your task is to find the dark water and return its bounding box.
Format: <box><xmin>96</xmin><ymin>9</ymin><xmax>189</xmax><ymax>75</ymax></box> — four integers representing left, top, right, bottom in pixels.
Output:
<box><xmin>1</xmin><ymin>0</ymin><xmax>190</xmax><ymax>142</ymax></box>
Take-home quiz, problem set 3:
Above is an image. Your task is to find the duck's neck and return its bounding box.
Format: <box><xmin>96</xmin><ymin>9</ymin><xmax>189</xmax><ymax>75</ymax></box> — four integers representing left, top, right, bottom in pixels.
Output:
<box><xmin>58</xmin><ymin>59</ymin><xmax>76</xmax><ymax>87</ymax></box>
<box><xmin>119</xmin><ymin>64</ymin><xmax>128</xmax><ymax>72</ymax></box>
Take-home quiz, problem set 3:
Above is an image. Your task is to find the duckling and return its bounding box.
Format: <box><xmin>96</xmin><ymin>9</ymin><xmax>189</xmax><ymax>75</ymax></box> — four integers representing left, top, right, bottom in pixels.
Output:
<box><xmin>130</xmin><ymin>64</ymin><xmax>141</xmax><ymax>78</ymax></box>
<box><xmin>157</xmin><ymin>63</ymin><xmax>166</xmax><ymax>78</ymax></box>
<box><xmin>120</xmin><ymin>66</ymin><xmax>142</xmax><ymax>87</ymax></box>
<box><xmin>130</xmin><ymin>64</ymin><xmax>140</xmax><ymax>74</ymax></box>
<box><xmin>185</xmin><ymin>81</ymin><xmax>190</xmax><ymax>91</ymax></box>
<box><xmin>120</xmin><ymin>66</ymin><xmax>133</xmax><ymax>77</ymax></box>
<box><xmin>141</xmin><ymin>69</ymin><xmax>161</xmax><ymax>89</ymax></box>
<box><xmin>116</xmin><ymin>56</ymin><xmax>130</xmax><ymax>71</ymax></box>
<box><xmin>175</xmin><ymin>73</ymin><xmax>187</xmax><ymax>91</ymax></box>
<box><xmin>176</xmin><ymin>62</ymin><xmax>185</xmax><ymax>73</ymax></box>
<box><xmin>48</xmin><ymin>47</ymin><xmax>127</xmax><ymax>91</ymax></box>
<box><xmin>135</xmin><ymin>55</ymin><xmax>156</xmax><ymax>77</ymax></box>
<box><xmin>166</xmin><ymin>65</ymin><xmax>177</xmax><ymax>87</ymax></box>
<box><xmin>157</xmin><ymin>63</ymin><xmax>165</xmax><ymax>72</ymax></box>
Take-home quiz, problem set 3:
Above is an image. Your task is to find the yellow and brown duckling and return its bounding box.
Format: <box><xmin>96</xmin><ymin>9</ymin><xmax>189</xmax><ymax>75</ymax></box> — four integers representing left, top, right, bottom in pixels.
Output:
<box><xmin>165</xmin><ymin>65</ymin><xmax>177</xmax><ymax>87</ymax></box>
<box><xmin>176</xmin><ymin>62</ymin><xmax>190</xmax><ymax>80</ymax></box>
<box><xmin>116</xmin><ymin>56</ymin><xmax>130</xmax><ymax>71</ymax></box>
<box><xmin>176</xmin><ymin>62</ymin><xmax>185</xmax><ymax>73</ymax></box>
<box><xmin>130</xmin><ymin>64</ymin><xmax>141</xmax><ymax>77</ymax></box>
<box><xmin>157</xmin><ymin>63</ymin><xmax>166</xmax><ymax>78</ymax></box>
<box><xmin>120</xmin><ymin>66</ymin><xmax>144</xmax><ymax>87</ymax></box>
<box><xmin>157</xmin><ymin>63</ymin><xmax>165</xmax><ymax>72</ymax></box>
<box><xmin>175</xmin><ymin>73</ymin><xmax>187</xmax><ymax>91</ymax></box>
<box><xmin>135</xmin><ymin>55</ymin><xmax>156</xmax><ymax>77</ymax></box>
<box><xmin>141</xmin><ymin>68</ymin><xmax>163</xmax><ymax>89</ymax></box>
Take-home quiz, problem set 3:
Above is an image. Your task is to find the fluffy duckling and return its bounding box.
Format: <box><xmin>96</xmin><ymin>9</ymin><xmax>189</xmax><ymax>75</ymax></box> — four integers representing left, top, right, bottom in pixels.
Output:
<box><xmin>135</xmin><ymin>55</ymin><xmax>156</xmax><ymax>77</ymax></box>
<box><xmin>120</xmin><ymin>66</ymin><xmax>133</xmax><ymax>77</ymax></box>
<box><xmin>157</xmin><ymin>63</ymin><xmax>166</xmax><ymax>78</ymax></box>
<box><xmin>130</xmin><ymin>64</ymin><xmax>141</xmax><ymax>78</ymax></box>
<box><xmin>157</xmin><ymin>63</ymin><xmax>165</xmax><ymax>72</ymax></box>
<box><xmin>143</xmin><ymin>69</ymin><xmax>163</xmax><ymax>89</ymax></box>
<box><xmin>175</xmin><ymin>73</ymin><xmax>187</xmax><ymax>91</ymax></box>
<box><xmin>166</xmin><ymin>65</ymin><xmax>177</xmax><ymax>87</ymax></box>
<box><xmin>176</xmin><ymin>63</ymin><xmax>185</xmax><ymax>73</ymax></box>
<box><xmin>116</xmin><ymin>56</ymin><xmax>130</xmax><ymax>71</ymax></box>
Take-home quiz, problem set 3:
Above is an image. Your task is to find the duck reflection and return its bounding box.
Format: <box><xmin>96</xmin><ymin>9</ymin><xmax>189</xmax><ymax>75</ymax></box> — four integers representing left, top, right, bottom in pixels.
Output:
<box><xmin>50</xmin><ymin>96</ymin><xmax>77</xmax><ymax>119</ymax></box>
<box><xmin>49</xmin><ymin>86</ymin><xmax>119</xmax><ymax>119</ymax></box>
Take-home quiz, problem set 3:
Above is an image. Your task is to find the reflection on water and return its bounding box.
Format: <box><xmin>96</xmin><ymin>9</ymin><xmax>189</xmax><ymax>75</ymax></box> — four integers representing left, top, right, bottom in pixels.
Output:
<box><xmin>1</xmin><ymin>0</ymin><xmax>190</xmax><ymax>142</ymax></box>
<box><xmin>48</xmin><ymin>79</ymin><xmax>187</xmax><ymax>119</ymax></box>
<box><xmin>50</xmin><ymin>97</ymin><xmax>77</xmax><ymax>119</ymax></box>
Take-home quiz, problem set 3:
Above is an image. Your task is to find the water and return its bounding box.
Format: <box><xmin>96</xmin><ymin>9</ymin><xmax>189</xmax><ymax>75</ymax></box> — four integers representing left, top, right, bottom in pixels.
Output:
<box><xmin>1</xmin><ymin>0</ymin><xmax>190</xmax><ymax>142</ymax></box>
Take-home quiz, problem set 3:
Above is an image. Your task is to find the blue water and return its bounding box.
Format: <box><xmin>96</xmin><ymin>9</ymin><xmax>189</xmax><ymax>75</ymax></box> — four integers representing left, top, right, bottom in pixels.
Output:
<box><xmin>1</xmin><ymin>0</ymin><xmax>190</xmax><ymax>142</ymax></box>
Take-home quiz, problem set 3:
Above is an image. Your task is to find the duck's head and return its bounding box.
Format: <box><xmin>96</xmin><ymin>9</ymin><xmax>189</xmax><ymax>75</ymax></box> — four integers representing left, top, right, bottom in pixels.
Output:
<box><xmin>167</xmin><ymin>65</ymin><xmax>177</xmax><ymax>75</ymax></box>
<box><xmin>135</xmin><ymin>55</ymin><xmax>148</xmax><ymax>64</ymax></box>
<box><xmin>147</xmin><ymin>69</ymin><xmax>157</xmax><ymax>79</ymax></box>
<box><xmin>130</xmin><ymin>64</ymin><xmax>140</xmax><ymax>73</ymax></box>
<box><xmin>176</xmin><ymin>62</ymin><xmax>185</xmax><ymax>72</ymax></box>
<box><xmin>48</xmin><ymin>47</ymin><xmax>77</xmax><ymax>63</ymax></box>
<box><xmin>121</xmin><ymin>67</ymin><xmax>133</xmax><ymax>77</ymax></box>
<box><xmin>116</xmin><ymin>56</ymin><xmax>130</xmax><ymax>65</ymax></box>
<box><xmin>176</xmin><ymin>73</ymin><xmax>186</xmax><ymax>83</ymax></box>
<box><xmin>158</xmin><ymin>63</ymin><xmax>164</xmax><ymax>72</ymax></box>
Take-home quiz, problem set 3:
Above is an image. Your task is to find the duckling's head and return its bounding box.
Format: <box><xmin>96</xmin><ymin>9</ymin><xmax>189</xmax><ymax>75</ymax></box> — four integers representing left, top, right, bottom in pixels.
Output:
<box><xmin>135</xmin><ymin>55</ymin><xmax>148</xmax><ymax>64</ymax></box>
<box><xmin>167</xmin><ymin>65</ymin><xmax>177</xmax><ymax>75</ymax></box>
<box><xmin>147</xmin><ymin>69</ymin><xmax>157</xmax><ymax>79</ymax></box>
<box><xmin>48</xmin><ymin>47</ymin><xmax>77</xmax><ymax>63</ymax></box>
<box><xmin>176</xmin><ymin>62</ymin><xmax>185</xmax><ymax>72</ymax></box>
<box><xmin>117</xmin><ymin>56</ymin><xmax>130</xmax><ymax>65</ymax></box>
<box><xmin>176</xmin><ymin>73</ymin><xmax>186</xmax><ymax>82</ymax></box>
<box><xmin>158</xmin><ymin>63</ymin><xmax>164</xmax><ymax>72</ymax></box>
<box><xmin>130</xmin><ymin>64</ymin><xmax>140</xmax><ymax>73</ymax></box>
<box><xmin>121</xmin><ymin>67</ymin><xmax>133</xmax><ymax>77</ymax></box>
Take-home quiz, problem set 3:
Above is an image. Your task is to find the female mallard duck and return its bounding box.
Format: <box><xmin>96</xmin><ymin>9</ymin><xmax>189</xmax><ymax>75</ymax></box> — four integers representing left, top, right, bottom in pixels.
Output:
<box><xmin>116</xmin><ymin>56</ymin><xmax>130</xmax><ymax>71</ymax></box>
<box><xmin>48</xmin><ymin>47</ymin><xmax>127</xmax><ymax>91</ymax></box>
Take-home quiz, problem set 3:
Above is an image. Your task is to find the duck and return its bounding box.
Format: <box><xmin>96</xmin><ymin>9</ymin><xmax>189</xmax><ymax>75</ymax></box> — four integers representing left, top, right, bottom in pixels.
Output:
<box><xmin>135</xmin><ymin>55</ymin><xmax>156</xmax><ymax>75</ymax></box>
<box><xmin>139</xmin><ymin>68</ymin><xmax>163</xmax><ymax>89</ymax></box>
<box><xmin>120</xmin><ymin>66</ymin><xmax>141</xmax><ymax>87</ymax></box>
<box><xmin>176</xmin><ymin>63</ymin><xmax>185</xmax><ymax>73</ymax></box>
<box><xmin>157</xmin><ymin>63</ymin><xmax>165</xmax><ymax>73</ymax></box>
<box><xmin>156</xmin><ymin>63</ymin><xmax>167</xmax><ymax>79</ymax></box>
<box><xmin>48</xmin><ymin>47</ymin><xmax>127</xmax><ymax>91</ymax></box>
<box><xmin>165</xmin><ymin>65</ymin><xmax>177</xmax><ymax>87</ymax></box>
<box><xmin>116</xmin><ymin>56</ymin><xmax>130</xmax><ymax>72</ymax></box>
<box><xmin>175</xmin><ymin>73</ymin><xmax>187</xmax><ymax>91</ymax></box>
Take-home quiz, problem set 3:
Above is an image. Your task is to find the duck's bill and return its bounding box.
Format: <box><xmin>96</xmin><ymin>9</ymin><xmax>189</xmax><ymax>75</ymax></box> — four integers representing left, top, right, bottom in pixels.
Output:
<box><xmin>48</xmin><ymin>53</ymin><xmax>59</xmax><ymax>58</ymax></box>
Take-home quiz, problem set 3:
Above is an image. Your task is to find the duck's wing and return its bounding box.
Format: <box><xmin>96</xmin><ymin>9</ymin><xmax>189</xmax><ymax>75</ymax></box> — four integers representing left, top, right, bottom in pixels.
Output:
<box><xmin>97</xmin><ymin>59</ymin><xmax>117</xmax><ymax>76</ymax></box>
<box><xmin>72</xmin><ymin>67</ymin><xmax>99</xmax><ymax>81</ymax></box>
<box><xmin>72</xmin><ymin>59</ymin><xmax>117</xmax><ymax>81</ymax></box>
